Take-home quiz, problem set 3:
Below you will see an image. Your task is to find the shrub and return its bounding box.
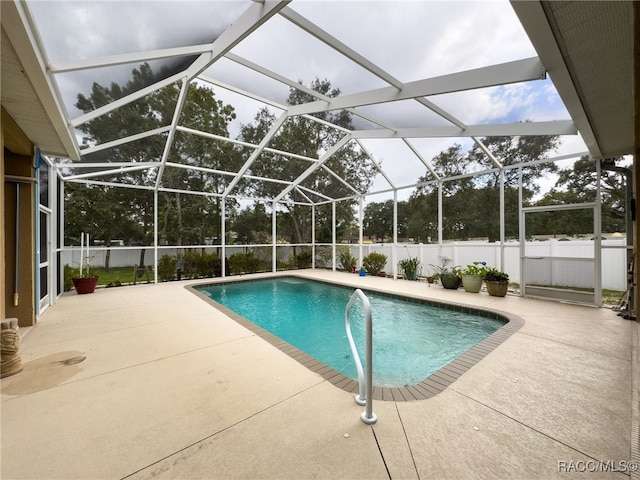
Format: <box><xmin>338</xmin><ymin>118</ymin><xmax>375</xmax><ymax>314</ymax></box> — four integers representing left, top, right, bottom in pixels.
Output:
<box><xmin>158</xmin><ymin>254</ymin><xmax>177</xmax><ymax>281</ymax></box>
<box><xmin>182</xmin><ymin>251</ymin><xmax>199</xmax><ymax>278</ymax></box>
<box><xmin>64</xmin><ymin>264</ymin><xmax>78</xmax><ymax>291</ymax></box>
<box><xmin>362</xmin><ymin>252</ymin><xmax>388</xmax><ymax>275</ymax></box>
<box><xmin>228</xmin><ymin>252</ymin><xmax>260</xmax><ymax>274</ymax></box>
<box><xmin>294</xmin><ymin>249</ymin><xmax>313</xmax><ymax>268</ymax></box>
<box><xmin>279</xmin><ymin>254</ymin><xmax>296</xmax><ymax>270</ymax></box>
<box><xmin>314</xmin><ymin>246</ymin><xmax>333</xmax><ymax>268</ymax></box>
<box><xmin>197</xmin><ymin>252</ymin><xmax>221</xmax><ymax>278</ymax></box>
<box><xmin>337</xmin><ymin>245</ymin><xmax>356</xmax><ymax>271</ymax></box>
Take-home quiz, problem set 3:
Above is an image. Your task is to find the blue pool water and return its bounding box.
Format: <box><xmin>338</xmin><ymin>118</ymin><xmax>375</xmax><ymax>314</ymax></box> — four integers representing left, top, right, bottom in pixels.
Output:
<box><xmin>198</xmin><ymin>278</ymin><xmax>504</xmax><ymax>388</ymax></box>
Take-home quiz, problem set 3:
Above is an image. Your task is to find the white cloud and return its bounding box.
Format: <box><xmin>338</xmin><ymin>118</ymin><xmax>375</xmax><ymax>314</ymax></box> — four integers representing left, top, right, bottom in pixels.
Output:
<box><xmin>26</xmin><ymin>0</ymin><xmax>590</xmax><ymax>199</ymax></box>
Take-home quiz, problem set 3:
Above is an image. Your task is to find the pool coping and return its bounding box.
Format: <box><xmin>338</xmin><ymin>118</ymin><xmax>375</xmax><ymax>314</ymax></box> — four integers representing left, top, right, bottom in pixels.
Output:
<box><xmin>186</xmin><ymin>274</ymin><xmax>524</xmax><ymax>402</ymax></box>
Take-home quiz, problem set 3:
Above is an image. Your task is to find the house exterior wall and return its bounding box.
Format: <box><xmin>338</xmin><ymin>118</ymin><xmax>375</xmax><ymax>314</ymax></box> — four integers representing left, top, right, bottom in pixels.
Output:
<box><xmin>2</xmin><ymin>107</ymin><xmax>36</xmax><ymax>327</ymax></box>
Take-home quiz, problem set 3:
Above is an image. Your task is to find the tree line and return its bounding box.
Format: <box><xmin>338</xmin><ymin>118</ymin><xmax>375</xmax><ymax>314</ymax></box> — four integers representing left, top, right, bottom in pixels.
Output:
<box><xmin>64</xmin><ymin>63</ymin><xmax>628</xmax><ymax>255</ymax></box>
<box><xmin>363</xmin><ymin>153</ymin><xmax>628</xmax><ymax>243</ymax></box>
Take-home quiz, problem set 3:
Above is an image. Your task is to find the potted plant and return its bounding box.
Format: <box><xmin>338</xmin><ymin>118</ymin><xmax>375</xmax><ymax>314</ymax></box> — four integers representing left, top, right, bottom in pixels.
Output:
<box><xmin>71</xmin><ymin>233</ymin><xmax>99</xmax><ymax>294</ymax></box>
<box><xmin>399</xmin><ymin>257</ymin><xmax>421</xmax><ymax>281</ymax></box>
<box><xmin>430</xmin><ymin>256</ymin><xmax>461</xmax><ymax>289</ymax></box>
<box><xmin>362</xmin><ymin>252</ymin><xmax>388</xmax><ymax>277</ymax></box>
<box><xmin>460</xmin><ymin>261</ymin><xmax>488</xmax><ymax>293</ymax></box>
<box><xmin>484</xmin><ymin>267</ymin><xmax>509</xmax><ymax>297</ymax></box>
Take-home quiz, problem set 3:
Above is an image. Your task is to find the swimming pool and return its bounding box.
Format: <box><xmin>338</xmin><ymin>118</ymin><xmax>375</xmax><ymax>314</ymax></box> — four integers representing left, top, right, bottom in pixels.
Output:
<box><xmin>193</xmin><ymin>276</ymin><xmax>522</xmax><ymax>396</ymax></box>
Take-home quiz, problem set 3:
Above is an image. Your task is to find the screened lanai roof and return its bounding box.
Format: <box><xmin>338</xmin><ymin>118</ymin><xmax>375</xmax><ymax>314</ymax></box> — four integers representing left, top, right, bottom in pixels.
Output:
<box><xmin>1</xmin><ymin>0</ymin><xmax>635</xmax><ymax>205</ymax></box>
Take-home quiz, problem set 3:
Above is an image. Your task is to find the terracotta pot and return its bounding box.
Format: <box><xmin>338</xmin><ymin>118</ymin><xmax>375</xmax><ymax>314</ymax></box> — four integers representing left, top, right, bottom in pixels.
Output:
<box><xmin>72</xmin><ymin>276</ymin><xmax>99</xmax><ymax>294</ymax></box>
<box><xmin>486</xmin><ymin>280</ymin><xmax>508</xmax><ymax>297</ymax></box>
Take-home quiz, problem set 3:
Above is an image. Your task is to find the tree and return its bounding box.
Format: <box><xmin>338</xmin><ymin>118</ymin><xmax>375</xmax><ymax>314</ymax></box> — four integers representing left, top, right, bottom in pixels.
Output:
<box><xmin>66</xmin><ymin>63</ymin><xmax>237</xmax><ymax>263</ymax></box>
<box><xmin>230</xmin><ymin>203</ymin><xmax>272</xmax><ymax>244</ymax></box>
<box><xmin>153</xmin><ymin>79</ymin><xmax>238</xmax><ymax>247</ymax></box>
<box><xmin>407</xmin><ymin>134</ymin><xmax>559</xmax><ymax>242</ymax></box>
<box><xmin>237</xmin><ymin>78</ymin><xmax>377</xmax><ymax>243</ymax></box>
<box><xmin>69</xmin><ymin>63</ymin><xmax>168</xmax><ymax>255</ymax></box>
<box><xmin>531</xmin><ymin>156</ymin><xmax>629</xmax><ymax>235</ymax></box>
<box><xmin>363</xmin><ymin>200</ymin><xmax>409</xmax><ymax>241</ymax></box>
<box><xmin>467</xmin><ymin>134</ymin><xmax>560</xmax><ymax>193</ymax></box>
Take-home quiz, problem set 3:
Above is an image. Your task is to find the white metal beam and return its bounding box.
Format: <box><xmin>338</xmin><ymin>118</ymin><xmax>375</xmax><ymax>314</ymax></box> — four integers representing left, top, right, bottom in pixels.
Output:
<box><xmin>279</xmin><ymin>6</ymin><xmax>403</xmax><ymax>89</ymax></box>
<box><xmin>352</xmin><ymin>120</ymin><xmax>577</xmax><ymax>139</ymax></box>
<box><xmin>403</xmin><ymin>139</ymin><xmax>441</xmax><ymax>182</ymax></box>
<box><xmin>224</xmin><ymin>53</ymin><xmax>398</xmax><ymax>131</ymax></box>
<box><xmin>80</xmin><ymin>126</ymin><xmax>172</xmax><ymax>155</ymax></box>
<box><xmin>164</xmin><ymin>162</ymin><xmax>237</xmax><ymax>179</ymax></box>
<box><xmin>287</xmin><ymin>57</ymin><xmax>546</xmax><ymax>117</ymax></box>
<box><xmin>154</xmin><ymin>79</ymin><xmax>190</xmax><ymax>190</ymax></box>
<box><xmin>62</xmin><ymin>164</ymin><xmax>156</xmax><ymax>181</ymax></box>
<box><xmin>176</xmin><ymin>125</ymin><xmax>320</xmax><ymax>163</ymax></box>
<box><xmin>199</xmin><ymin>74</ymin><xmax>288</xmax><ymax>112</ymax></box>
<box><xmin>355</xmin><ymin>139</ymin><xmax>396</xmax><ymax>190</ymax></box>
<box><xmin>320</xmin><ymin>165</ymin><xmax>363</xmax><ymax>196</ymax></box>
<box><xmin>222</xmin><ymin>112</ymin><xmax>289</xmax><ymax>197</ymax></box>
<box><xmin>185</xmin><ymin>1</ymin><xmax>291</xmax><ymax>81</ymax></box>
<box><xmin>273</xmin><ymin>135</ymin><xmax>352</xmax><ymax>202</ymax></box>
<box><xmin>70</xmin><ymin>73</ymin><xmax>186</xmax><ymax>127</ymax></box>
<box><xmin>65</xmin><ymin>178</ymin><xmax>155</xmax><ymax>191</ymax></box>
<box><xmin>49</xmin><ymin>44</ymin><xmax>215</xmax><ymax>74</ymax></box>
<box><xmin>472</xmin><ymin>137</ymin><xmax>503</xmax><ymax>169</ymax></box>
<box><xmin>55</xmin><ymin>162</ymin><xmax>159</xmax><ymax>169</ymax></box>
<box><xmin>415</xmin><ymin>97</ymin><xmax>467</xmax><ymax>130</ymax></box>
<box><xmin>298</xmin><ymin>185</ymin><xmax>333</xmax><ymax>202</ymax></box>
<box><xmin>293</xmin><ymin>187</ymin><xmax>314</xmax><ymax>205</ymax></box>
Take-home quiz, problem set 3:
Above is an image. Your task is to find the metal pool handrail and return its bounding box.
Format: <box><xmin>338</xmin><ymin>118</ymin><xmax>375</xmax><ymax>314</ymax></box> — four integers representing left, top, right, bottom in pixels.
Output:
<box><xmin>345</xmin><ymin>288</ymin><xmax>377</xmax><ymax>425</ymax></box>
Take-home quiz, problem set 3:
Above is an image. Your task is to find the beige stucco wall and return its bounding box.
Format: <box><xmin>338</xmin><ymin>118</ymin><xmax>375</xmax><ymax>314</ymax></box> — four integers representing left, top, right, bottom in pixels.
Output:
<box><xmin>2</xmin><ymin>107</ymin><xmax>36</xmax><ymax>327</ymax></box>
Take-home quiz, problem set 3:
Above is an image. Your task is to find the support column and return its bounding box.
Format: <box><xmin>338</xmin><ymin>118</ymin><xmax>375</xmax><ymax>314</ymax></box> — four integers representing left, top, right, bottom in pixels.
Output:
<box><xmin>358</xmin><ymin>197</ymin><xmax>364</xmax><ymax>267</ymax></box>
<box><xmin>332</xmin><ymin>202</ymin><xmax>336</xmax><ymax>271</ymax></box>
<box><xmin>499</xmin><ymin>169</ymin><xmax>505</xmax><ymax>270</ymax></box>
<box><xmin>393</xmin><ymin>190</ymin><xmax>398</xmax><ymax>278</ymax></box>
<box><xmin>221</xmin><ymin>197</ymin><xmax>226</xmax><ymax>278</ymax></box>
<box><xmin>272</xmin><ymin>203</ymin><xmax>277</xmax><ymax>272</ymax></box>
<box><xmin>153</xmin><ymin>189</ymin><xmax>158</xmax><ymax>283</ymax></box>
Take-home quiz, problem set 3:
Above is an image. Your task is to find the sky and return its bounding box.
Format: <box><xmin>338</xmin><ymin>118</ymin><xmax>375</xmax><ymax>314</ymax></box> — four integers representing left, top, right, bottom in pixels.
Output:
<box><xmin>27</xmin><ymin>0</ymin><xmax>590</xmax><ymax>202</ymax></box>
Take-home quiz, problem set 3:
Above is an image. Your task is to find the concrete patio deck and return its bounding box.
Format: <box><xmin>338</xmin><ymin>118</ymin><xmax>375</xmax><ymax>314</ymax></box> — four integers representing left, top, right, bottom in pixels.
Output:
<box><xmin>1</xmin><ymin>270</ymin><xmax>637</xmax><ymax>479</ymax></box>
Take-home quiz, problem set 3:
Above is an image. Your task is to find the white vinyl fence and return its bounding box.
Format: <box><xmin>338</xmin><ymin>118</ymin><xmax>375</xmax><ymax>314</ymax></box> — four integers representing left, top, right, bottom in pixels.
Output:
<box><xmin>350</xmin><ymin>238</ymin><xmax>628</xmax><ymax>291</ymax></box>
<box><xmin>61</xmin><ymin>239</ymin><xmax>629</xmax><ymax>291</ymax></box>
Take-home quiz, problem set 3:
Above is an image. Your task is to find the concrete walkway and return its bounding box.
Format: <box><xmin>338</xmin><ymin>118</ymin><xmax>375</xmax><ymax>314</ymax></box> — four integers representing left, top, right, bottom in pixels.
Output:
<box><xmin>1</xmin><ymin>270</ymin><xmax>636</xmax><ymax>479</ymax></box>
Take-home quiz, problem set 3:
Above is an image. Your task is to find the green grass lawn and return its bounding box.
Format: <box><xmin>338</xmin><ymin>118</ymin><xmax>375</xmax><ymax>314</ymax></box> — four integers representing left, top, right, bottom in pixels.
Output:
<box><xmin>91</xmin><ymin>266</ymin><xmax>153</xmax><ymax>286</ymax></box>
<box><xmin>65</xmin><ymin>266</ymin><xmax>154</xmax><ymax>290</ymax></box>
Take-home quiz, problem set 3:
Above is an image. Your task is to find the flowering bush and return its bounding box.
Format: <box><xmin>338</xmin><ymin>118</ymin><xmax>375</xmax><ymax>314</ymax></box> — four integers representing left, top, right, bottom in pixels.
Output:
<box><xmin>460</xmin><ymin>261</ymin><xmax>488</xmax><ymax>277</ymax></box>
